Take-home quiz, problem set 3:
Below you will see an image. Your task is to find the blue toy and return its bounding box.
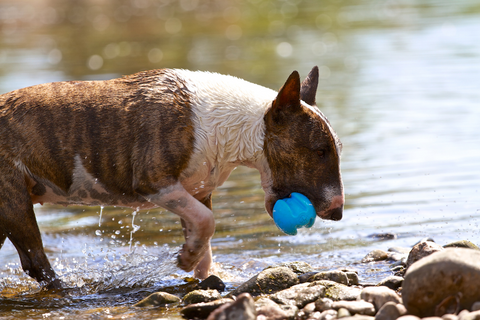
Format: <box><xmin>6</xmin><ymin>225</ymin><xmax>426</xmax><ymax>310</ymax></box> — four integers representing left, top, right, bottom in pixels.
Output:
<box><xmin>273</xmin><ymin>193</ymin><xmax>316</xmax><ymax>235</ymax></box>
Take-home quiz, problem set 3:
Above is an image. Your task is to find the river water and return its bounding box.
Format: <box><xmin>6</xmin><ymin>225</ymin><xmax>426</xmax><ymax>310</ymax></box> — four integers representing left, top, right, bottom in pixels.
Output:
<box><xmin>1</xmin><ymin>0</ymin><xmax>479</xmax><ymax>318</ymax></box>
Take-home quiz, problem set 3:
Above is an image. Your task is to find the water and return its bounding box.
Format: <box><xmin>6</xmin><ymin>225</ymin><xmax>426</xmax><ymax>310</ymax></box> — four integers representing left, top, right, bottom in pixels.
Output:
<box><xmin>1</xmin><ymin>0</ymin><xmax>480</xmax><ymax>318</ymax></box>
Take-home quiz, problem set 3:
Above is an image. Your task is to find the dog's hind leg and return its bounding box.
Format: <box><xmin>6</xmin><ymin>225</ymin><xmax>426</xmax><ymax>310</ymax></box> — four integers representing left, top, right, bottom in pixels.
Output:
<box><xmin>0</xmin><ymin>166</ymin><xmax>62</xmax><ymax>289</ymax></box>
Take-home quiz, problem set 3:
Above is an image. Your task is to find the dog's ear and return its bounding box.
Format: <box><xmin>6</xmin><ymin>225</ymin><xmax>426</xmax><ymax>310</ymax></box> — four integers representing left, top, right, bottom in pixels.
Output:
<box><xmin>300</xmin><ymin>66</ymin><xmax>319</xmax><ymax>106</ymax></box>
<box><xmin>271</xmin><ymin>70</ymin><xmax>301</xmax><ymax>111</ymax></box>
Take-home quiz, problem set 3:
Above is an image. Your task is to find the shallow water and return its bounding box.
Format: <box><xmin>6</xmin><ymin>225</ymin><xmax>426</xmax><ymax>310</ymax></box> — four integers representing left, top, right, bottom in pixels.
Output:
<box><xmin>1</xmin><ymin>0</ymin><xmax>480</xmax><ymax>318</ymax></box>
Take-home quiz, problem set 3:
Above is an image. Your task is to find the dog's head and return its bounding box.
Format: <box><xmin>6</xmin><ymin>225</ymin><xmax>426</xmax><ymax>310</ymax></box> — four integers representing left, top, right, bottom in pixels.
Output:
<box><xmin>263</xmin><ymin>66</ymin><xmax>344</xmax><ymax>221</ymax></box>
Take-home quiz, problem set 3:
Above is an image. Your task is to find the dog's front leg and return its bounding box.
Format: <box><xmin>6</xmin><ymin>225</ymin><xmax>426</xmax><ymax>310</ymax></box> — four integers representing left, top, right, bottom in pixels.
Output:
<box><xmin>181</xmin><ymin>194</ymin><xmax>213</xmax><ymax>279</ymax></box>
<box><xmin>145</xmin><ymin>182</ymin><xmax>215</xmax><ymax>277</ymax></box>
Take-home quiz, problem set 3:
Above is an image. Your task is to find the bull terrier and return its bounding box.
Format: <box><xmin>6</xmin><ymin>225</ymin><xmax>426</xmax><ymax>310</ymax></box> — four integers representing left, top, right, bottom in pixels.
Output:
<box><xmin>0</xmin><ymin>66</ymin><xmax>343</xmax><ymax>289</ymax></box>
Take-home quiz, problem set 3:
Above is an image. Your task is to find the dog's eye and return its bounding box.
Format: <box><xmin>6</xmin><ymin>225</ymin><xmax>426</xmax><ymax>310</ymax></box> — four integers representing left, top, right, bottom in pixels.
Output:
<box><xmin>317</xmin><ymin>149</ymin><xmax>325</xmax><ymax>158</ymax></box>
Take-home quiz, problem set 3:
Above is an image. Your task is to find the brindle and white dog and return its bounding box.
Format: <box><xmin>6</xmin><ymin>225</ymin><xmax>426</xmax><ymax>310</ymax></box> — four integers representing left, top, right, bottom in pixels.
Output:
<box><xmin>0</xmin><ymin>66</ymin><xmax>343</xmax><ymax>289</ymax></box>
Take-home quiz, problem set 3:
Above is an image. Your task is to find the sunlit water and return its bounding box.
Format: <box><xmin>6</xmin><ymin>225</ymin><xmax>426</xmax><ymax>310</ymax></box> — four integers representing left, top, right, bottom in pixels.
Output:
<box><xmin>1</xmin><ymin>0</ymin><xmax>480</xmax><ymax>318</ymax></box>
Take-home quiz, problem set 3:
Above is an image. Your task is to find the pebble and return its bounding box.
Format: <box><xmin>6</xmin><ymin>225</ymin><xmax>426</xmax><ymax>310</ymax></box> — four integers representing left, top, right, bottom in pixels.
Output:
<box><xmin>360</xmin><ymin>286</ymin><xmax>402</xmax><ymax>312</ymax></box>
<box><xmin>319</xmin><ymin>280</ymin><xmax>362</xmax><ymax>301</ymax></box>
<box><xmin>403</xmin><ymin>248</ymin><xmax>480</xmax><ymax>317</ymax></box>
<box><xmin>308</xmin><ymin>270</ymin><xmax>349</xmax><ymax>285</ymax></box>
<box><xmin>405</xmin><ymin>240</ymin><xmax>444</xmax><ymax>272</ymax></box>
<box><xmin>199</xmin><ymin>275</ymin><xmax>226</xmax><ymax>292</ymax></box>
<box><xmin>338</xmin><ymin>307</ymin><xmax>352</xmax><ymax>318</ymax></box>
<box><xmin>332</xmin><ymin>300</ymin><xmax>376</xmax><ymax>316</ymax></box>
<box><xmin>376</xmin><ymin>275</ymin><xmax>404</xmax><ymax>290</ymax></box>
<box><xmin>269</xmin><ymin>281</ymin><xmax>326</xmax><ymax>308</ymax></box>
<box><xmin>375</xmin><ymin>301</ymin><xmax>407</xmax><ymax>320</ymax></box>
<box><xmin>443</xmin><ymin>240</ymin><xmax>479</xmax><ymax>250</ymax></box>
<box><xmin>182</xmin><ymin>289</ymin><xmax>222</xmax><ymax>305</ymax></box>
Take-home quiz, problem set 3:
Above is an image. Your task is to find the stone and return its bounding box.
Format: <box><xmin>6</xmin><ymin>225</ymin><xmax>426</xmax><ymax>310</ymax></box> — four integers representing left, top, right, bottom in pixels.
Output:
<box><xmin>269</xmin><ymin>281</ymin><xmax>326</xmax><ymax>308</ymax></box>
<box><xmin>308</xmin><ymin>270</ymin><xmax>349</xmax><ymax>285</ymax></box>
<box><xmin>317</xmin><ymin>280</ymin><xmax>362</xmax><ymax>301</ymax></box>
<box><xmin>199</xmin><ymin>275</ymin><xmax>226</xmax><ymax>292</ymax></box>
<box><xmin>332</xmin><ymin>300</ymin><xmax>375</xmax><ymax>316</ymax></box>
<box><xmin>277</xmin><ymin>261</ymin><xmax>314</xmax><ymax>274</ymax></box>
<box><xmin>133</xmin><ymin>291</ymin><xmax>181</xmax><ymax>307</ymax></box>
<box><xmin>317</xmin><ymin>310</ymin><xmax>338</xmax><ymax>320</ymax></box>
<box><xmin>206</xmin><ymin>293</ymin><xmax>256</xmax><ymax>320</ymax></box>
<box><xmin>405</xmin><ymin>241</ymin><xmax>444</xmax><ymax>271</ymax></box>
<box><xmin>255</xmin><ymin>298</ymin><xmax>290</xmax><ymax>320</ymax></box>
<box><xmin>296</xmin><ymin>302</ymin><xmax>316</xmax><ymax>320</ymax></box>
<box><xmin>345</xmin><ymin>272</ymin><xmax>359</xmax><ymax>286</ymax></box>
<box><xmin>315</xmin><ymin>297</ymin><xmax>334</xmax><ymax>311</ymax></box>
<box><xmin>376</xmin><ymin>276</ymin><xmax>404</xmax><ymax>290</ymax></box>
<box><xmin>180</xmin><ymin>298</ymin><xmax>234</xmax><ymax>319</ymax></box>
<box><xmin>375</xmin><ymin>302</ymin><xmax>407</xmax><ymax>320</ymax></box>
<box><xmin>228</xmin><ymin>267</ymin><xmax>299</xmax><ymax>297</ymax></box>
<box><xmin>443</xmin><ymin>240</ymin><xmax>479</xmax><ymax>250</ymax></box>
<box><xmin>362</xmin><ymin>250</ymin><xmax>389</xmax><ymax>263</ymax></box>
<box><xmin>442</xmin><ymin>315</ymin><xmax>458</xmax><ymax>320</ymax></box>
<box><xmin>403</xmin><ymin>249</ymin><xmax>480</xmax><ymax>317</ymax></box>
<box><xmin>360</xmin><ymin>286</ymin><xmax>402</xmax><ymax>311</ymax></box>
<box><xmin>299</xmin><ymin>272</ymin><xmax>320</xmax><ymax>283</ymax></box>
<box><xmin>337</xmin><ymin>308</ymin><xmax>352</xmax><ymax>318</ymax></box>
<box><xmin>338</xmin><ymin>316</ymin><xmax>375</xmax><ymax>320</ymax></box>
<box><xmin>458</xmin><ymin>310</ymin><xmax>480</xmax><ymax>320</ymax></box>
<box><xmin>396</xmin><ymin>317</ymin><xmax>420</xmax><ymax>320</ymax></box>
<box><xmin>183</xmin><ymin>289</ymin><xmax>222</xmax><ymax>305</ymax></box>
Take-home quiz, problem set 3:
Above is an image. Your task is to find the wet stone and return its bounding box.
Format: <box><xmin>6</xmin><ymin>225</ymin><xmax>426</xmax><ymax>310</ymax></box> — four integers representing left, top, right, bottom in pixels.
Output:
<box><xmin>362</xmin><ymin>250</ymin><xmax>389</xmax><ymax>263</ymax></box>
<box><xmin>376</xmin><ymin>276</ymin><xmax>404</xmax><ymax>291</ymax></box>
<box><xmin>133</xmin><ymin>291</ymin><xmax>181</xmax><ymax>308</ymax></box>
<box><xmin>308</xmin><ymin>270</ymin><xmax>349</xmax><ymax>285</ymax></box>
<box><xmin>360</xmin><ymin>286</ymin><xmax>402</xmax><ymax>312</ymax></box>
<box><xmin>180</xmin><ymin>298</ymin><xmax>234</xmax><ymax>319</ymax></box>
<box><xmin>269</xmin><ymin>281</ymin><xmax>326</xmax><ymax>308</ymax></box>
<box><xmin>199</xmin><ymin>275</ymin><xmax>226</xmax><ymax>292</ymax></box>
<box><xmin>182</xmin><ymin>289</ymin><xmax>222</xmax><ymax>305</ymax></box>
<box><xmin>206</xmin><ymin>293</ymin><xmax>256</xmax><ymax>320</ymax></box>
<box><xmin>228</xmin><ymin>266</ymin><xmax>299</xmax><ymax>297</ymax></box>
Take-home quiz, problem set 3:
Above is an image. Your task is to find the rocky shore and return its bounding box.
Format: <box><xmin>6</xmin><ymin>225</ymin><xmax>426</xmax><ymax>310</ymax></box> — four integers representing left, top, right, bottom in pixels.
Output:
<box><xmin>133</xmin><ymin>239</ymin><xmax>480</xmax><ymax>320</ymax></box>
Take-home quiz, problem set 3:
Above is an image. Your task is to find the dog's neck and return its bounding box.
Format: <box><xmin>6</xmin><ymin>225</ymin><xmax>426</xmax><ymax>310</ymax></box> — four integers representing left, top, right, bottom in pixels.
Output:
<box><xmin>176</xmin><ymin>70</ymin><xmax>277</xmax><ymax>167</ymax></box>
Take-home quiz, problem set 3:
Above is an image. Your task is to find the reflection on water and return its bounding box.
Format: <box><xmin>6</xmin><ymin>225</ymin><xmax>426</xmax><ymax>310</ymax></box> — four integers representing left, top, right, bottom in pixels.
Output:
<box><xmin>1</xmin><ymin>0</ymin><xmax>480</xmax><ymax>318</ymax></box>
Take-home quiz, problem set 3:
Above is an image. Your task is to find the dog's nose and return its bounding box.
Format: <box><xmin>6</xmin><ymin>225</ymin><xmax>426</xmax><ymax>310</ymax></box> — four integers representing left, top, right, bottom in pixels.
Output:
<box><xmin>327</xmin><ymin>205</ymin><xmax>343</xmax><ymax>221</ymax></box>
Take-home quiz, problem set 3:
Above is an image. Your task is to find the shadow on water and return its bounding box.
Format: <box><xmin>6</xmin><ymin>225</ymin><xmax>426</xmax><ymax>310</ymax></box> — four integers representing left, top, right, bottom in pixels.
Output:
<box><xmin>1</xmin><ymin>0</ymin><xmax>480</xmax><ymax>318</ymax></box>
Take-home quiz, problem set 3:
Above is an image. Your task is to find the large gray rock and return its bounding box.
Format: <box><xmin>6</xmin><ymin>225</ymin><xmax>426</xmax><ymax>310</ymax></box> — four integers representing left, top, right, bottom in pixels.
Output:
<box><xmin>228</xmin><ymin>267</ymin><xmax>299</xmax><ymax>297</ymax></box>
<box><xmin>403</xmin><ymin>248</ymin><xmax>480</xmax><ymax>317</ymax></box>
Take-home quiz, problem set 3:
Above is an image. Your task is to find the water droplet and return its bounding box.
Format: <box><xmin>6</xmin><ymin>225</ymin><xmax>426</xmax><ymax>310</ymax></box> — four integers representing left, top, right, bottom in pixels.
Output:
<box><xmin>95</xmin><ymin>230</ymin><xmax>102</xmax><ymax>236</ymax></box>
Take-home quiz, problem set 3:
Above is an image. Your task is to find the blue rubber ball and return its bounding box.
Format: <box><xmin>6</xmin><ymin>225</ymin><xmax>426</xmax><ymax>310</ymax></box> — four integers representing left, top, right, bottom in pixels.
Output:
<box><xmin>273</xmin><ymin>193</ymin><xmax>316</xmax><ymax>235</ymax></box>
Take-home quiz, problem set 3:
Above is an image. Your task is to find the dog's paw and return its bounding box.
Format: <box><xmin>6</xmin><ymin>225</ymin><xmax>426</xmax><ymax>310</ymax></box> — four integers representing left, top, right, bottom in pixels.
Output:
<box><xmin>177</xmin><ymin>242</ymin><xmax>207</xmax><ymax>273</ymax></box>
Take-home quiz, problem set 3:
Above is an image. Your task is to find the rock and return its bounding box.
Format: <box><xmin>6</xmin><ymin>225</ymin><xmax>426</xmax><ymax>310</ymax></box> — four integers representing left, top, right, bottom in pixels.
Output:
<box><xmin>376</xmin><ymin>276</ymin><xmax>404</xmax><ymax>290</ymax></box>
<box><xmin>133</xmin><ymin>291</ymin><xmax>181</xmax><ymax>307</ymax></box>
<box><xmin>183</xmin><ymin>289</ymin><xmax>222</xmax><ymax>305</ymax></box>
<box><xmin>360</xmin><ymin>286</ymin><xmax>402</xmax><ymax>311</ymax></box>
<box><xmin>269</xmin><ymin>281</ymin><xmax>326</xmax><ymax>308</ymax></box>
<box><xmin>369</xmin><ymin>233</ymin><xmax>397</xmax><ymax>240</ymax></box>
<box><xmin>442</xmin><ymin>314</ymin><xmax>458</xmax><ymax>320</ymax></box>
<box><xmin>255</xmin><ymin>298</ymin><xmax>290</xmax><ymax>320</ymax></box>
<box><xmin>397</xmin><ymin>316</ymin><xmax>420</xmax><ymax>320</ymax></box>
<box><xmin>403</xmin><ymin>248</ymin><xmax>480</xmax><ymax>317</ymax></box>
<box><xmin>443</xmin><ymin>240</ymin><xmax>479</xmax><ymax>250</ymax></box>
<box><xmin>277</xmin><ymin>261</ymin><xmax>314</xmax><ymax>274</ymax></box>
<box><xmin>315</xmin><ymin>297</ymin><xmax>334</xmax><ymax>311</ymax></box>
<box><xmin>299</xmin><ymin>272</ymin><xmax>320</xmax><ymax>283</ymax></box>
<box><xmin>345</xmin><ymin>272</ymin><xmax>359</xmax><ymax>286</ymax></box>
<box><xmin>405</xmin><ymin>241</ymin><xmax>444</xmax><ymax>271</ymax></box>
<box><xmin>362</xmin><ymin>250</ymin><xmax>389</xmax><ymax>263</ymax></box>
<box><xmin>319</xmin><ymin>280</ymin><xmax>362</xmax><ymax>301</ymax></box>
<box><xmin>458</xmin><ymin>310</ymin><xmax>480</xmax><ymax>320</ymax></box>
<box><xmin>206</xmin><ymin>293</ymin><xmax>256</xmax><ymax>320</ymax></box>
<box><xmin>317</xmin><ymin>310</ymin><xmax>338</xmax><ymax>320</ymax></box>
<box><xmin>375</xmin><ymin>302</ymin><xmax>407</xmax><ymax>320</ymax></box>
<box><xmin>338</xmin><ymin>316</ymin><xmax>375</xmax><ymax>320</ymax></box>
<box><xmin>308</xmin><ymin>271</ymin><xmax>349</xmax><ymax>285</ymax></box>
<box><xmin>228</xmin><ymin>267</ymin><xmax>299</xmax><ymax>297</ymax></box>
<box><xmin>338</xmin><ymin>308</ymin><xmax>352</xmax><ymax>318</ymax></box>
<box><xmin>296</xmin><ymin>302</ymin><xmax>316</xmax><ymax>320</ymax></box>
<box><xmin>332</xmin><ymin>300</ymin><xmax>375</xmax><ymax>316</ymax></box>
<box><xmin>180</xmin><ymin>298</ymin><xmax>234</xmax><ymax>319</ymax></box>
<box><xmin>199</xmin><ymin>275</ymin><xmax>226</xmax><ymax>292</ymax></box>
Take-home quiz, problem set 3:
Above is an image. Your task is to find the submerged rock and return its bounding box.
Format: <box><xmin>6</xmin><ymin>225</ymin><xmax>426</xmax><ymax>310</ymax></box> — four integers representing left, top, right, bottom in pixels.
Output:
<box><xmin>403</xmin><ymin>248</ymin><xmax>480</xmax><ymax>317</ymax></box>
<box><xmin>133</xmin><ymin>291</ymin><xmax>181</xmax><ymax>308</ymax></box>
<box><xmin>228</xmin><ymin>267</ymin><xmax>299</xmax><ymax>297</ymax></box>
